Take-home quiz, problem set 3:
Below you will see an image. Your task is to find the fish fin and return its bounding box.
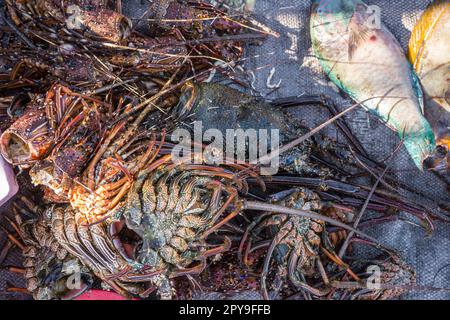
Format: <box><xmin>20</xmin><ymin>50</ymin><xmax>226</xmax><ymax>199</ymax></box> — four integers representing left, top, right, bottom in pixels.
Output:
<box><xmin>410</xmin><ymin>69</ymin><xmax>425</xmax><ymax>115</ymax></box>
<box><xmin>408</xmin><ymin>0</ymin><xmax>450</xmax><ymax>70</ymax></box>
<box><xmin>348</xmin><ymin>5</ymin><xmax>371</xmax><ymax>61</ymax></box>
<box><xmin>403</xmin><ymin>125</ymin><xmax>436</xmax><ymax>170</ymax></box>
<box><xmin>348</xmin><ymin>29</ymin><xmax>370</xmax><ymax>60</ymax></box>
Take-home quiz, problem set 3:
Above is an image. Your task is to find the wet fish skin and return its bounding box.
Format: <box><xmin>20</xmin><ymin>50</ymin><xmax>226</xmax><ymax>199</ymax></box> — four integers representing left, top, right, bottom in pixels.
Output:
<box><xmin>409</xmin><ymin>0</ymin><xmax>450</xmax><ymax>110</ymax></box>
<box><xmin>409</xmin><ymin>0</ymin><xmax>450</xmax><ymax>183</ymax></box>
<box><xmin>409</xmin><ymin>0</ymin><xmax>450</xmax><ymax>148</ymax></box>
<box><xmin>310</xmin><ymin>0</ymin><xmax>436</xmax><ymax>169</ymax></box>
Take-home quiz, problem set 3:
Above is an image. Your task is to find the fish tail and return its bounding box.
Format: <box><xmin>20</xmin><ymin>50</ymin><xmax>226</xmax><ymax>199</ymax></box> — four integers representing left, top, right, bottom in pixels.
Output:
<box><xmin>403</xmin><ymin>124</ymin><xmax>436</xmax><ymax>169</ymax></box>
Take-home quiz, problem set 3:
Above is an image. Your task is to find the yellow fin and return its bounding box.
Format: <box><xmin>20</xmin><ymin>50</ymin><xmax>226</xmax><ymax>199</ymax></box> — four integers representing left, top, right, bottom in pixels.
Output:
<box><xmin>408</xmin><ymin>0</ymin><xmax>450</xmax><ymax>71</ymax></box>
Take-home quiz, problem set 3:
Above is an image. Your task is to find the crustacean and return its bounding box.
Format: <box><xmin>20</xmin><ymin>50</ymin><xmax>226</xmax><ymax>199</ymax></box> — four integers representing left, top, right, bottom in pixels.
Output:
<box><xmin>0</xmin><ymin>196</ymin><xmax>93</xmax><ymax>300</ymax></box>
<box><xmin>238</xmin><ymin>188</ymin><xmax>417</xmax><ymax>300</ymax></box>
<box><xmin>239</xmin><ymin>188</ymin><xmax>326</xmax><ymax>299</ymax></box>
<box><xmin>0</xmin><ymin>93</ymin><xmax>382</xmax><ymax>300</ymax></box>
<box><xmin>174</xmin><ymin>82</ymin><xmax>447</xmax><ymax>224</ymax></box>
<box><xmin>1</xmin><ymin>0</ymin><xmax>273</xmax><ymax>91</ymax></box>
<box><xmin>238</xmin><ymin>187</ymin><xmax>358</xmax><ymax>300</ymax></box>
<box><xmin>328</xmin><ymin>254</ymin><xmax>417</xmax><ymax>300</ymax></box>
<box><xmin>48</xmin><ymin>205</ymin><xmax>156</xmax><ymax>299</ymax></box>
<box><xmin>0</xmin><ymin>79</ymin><xmax>178</xmax><ymax>215</ymax></box>
<box><xmin>0</xmin><ymin>84</ymin><xmax>108</xmax><ymax>200</ymax></box>
<box><xmin>1</xmin><ymin>77</ymin><xmax>446</xmax><ymax>300</ymax></box>
<box><xmin>1</xmin><ymin>196</ymin><xmax>173</xmax><ymax>299</ymax></box>
<box><xmin>169</xmin><ymin>82</ymin><xmax>448</xmax><ymax>299</ymax></box>
<box><xmin>6</xmin><ymin>0</ymin><xmax>132</xmax><ymax>43</ymax></box>
<box><xmin>174</xmin><ymin>82</ymin><xmax>359</xmax><ymax>179</ymax></box>
<box><xmin>145</xmin><ymin>0</ymin><xmax>273</xmax><ymax>62</ymax></box>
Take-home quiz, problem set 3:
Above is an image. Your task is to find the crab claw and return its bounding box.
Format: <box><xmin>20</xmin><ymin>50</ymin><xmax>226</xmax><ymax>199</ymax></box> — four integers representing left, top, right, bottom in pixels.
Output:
<box><xmin>0</xmin><ymin>106</ymin><xmax>54</xmax><ymax>168</ymax></box>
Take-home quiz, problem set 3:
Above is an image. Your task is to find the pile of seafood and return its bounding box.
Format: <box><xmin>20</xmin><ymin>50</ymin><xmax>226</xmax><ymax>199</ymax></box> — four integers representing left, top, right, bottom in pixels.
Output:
<box><xmin>0</xmin><ymin>0</ymin><xmax>448</xmax><ymax>300</ymax></box>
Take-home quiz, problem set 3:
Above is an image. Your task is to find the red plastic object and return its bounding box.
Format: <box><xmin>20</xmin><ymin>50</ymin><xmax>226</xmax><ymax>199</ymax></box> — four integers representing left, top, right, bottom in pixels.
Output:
<box><xmin>74</xmin><ymin>289</ymin><xmax>138</xmax><ymax>300</ymax></box>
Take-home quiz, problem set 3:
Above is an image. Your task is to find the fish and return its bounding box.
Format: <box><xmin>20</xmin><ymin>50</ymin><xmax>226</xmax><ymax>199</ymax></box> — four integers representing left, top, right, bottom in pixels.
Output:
<box><xmin>408</xmin><ymin>0</ymin><xmax>450</xmax><ymax>183</ymax></box>
<box><xmin>310</xmin><ymin>0</ymin><xmax>436</xmax><ymax>169</ymax></box>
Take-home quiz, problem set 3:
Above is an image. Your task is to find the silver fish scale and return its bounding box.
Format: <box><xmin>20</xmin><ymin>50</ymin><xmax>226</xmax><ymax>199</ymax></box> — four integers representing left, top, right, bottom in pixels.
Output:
<box><xmin>0</xmin><ymin>0</ymin><xmax>449</xmax><ymax>300</ymax></box>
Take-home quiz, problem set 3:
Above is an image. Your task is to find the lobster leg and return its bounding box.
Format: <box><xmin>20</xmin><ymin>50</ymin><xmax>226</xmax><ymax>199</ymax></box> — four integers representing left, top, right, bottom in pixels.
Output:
<box><xmin>0</xmin><ymin>241</ymin><xmax>13</xmax><ymax>265</ymax></box>
<box><xmin>201</xmin><ymin>237</ymin><xmax>232</xmax><ymax>258</ymax></box>
<box><xmin>121</xmin><ymin>269</ymin><xmax>164</xmax><ymax>283</ymax></box>
<box><xmin>1</xmin><ymin>265</ymin><xmax>26</xmax><ymax>274</ymax></box>
<box><xmin>5</xmin><ymin>286</ymin><xmax>31</xmax><ymax>295</ymax></box>
<box><xmin>201</xmin><ymin>185</ymin><xmax>240</xmax><ymax>238</ymax></box>
<box><xmin>171</xmin><ymin>260</ymin><xmax>208</xmax><ymax>278</ymax></box>
<box><xmin>285</xmin><ymin>232</ymin><xmax>331</xmax><ymax>298</ymax></box>
<box><xmin>238</xmin><ymin>212</ymin><xmax>272</xmax><ymax>266</ymax></box>
<box><xmin>321</xmin><ymin>246</ymin><xmax>360</xmax><ymax>282</ymax></box>
<box><xmin>0</xmin><ymin>224</ymin><xmax>25</xmax><ymax>250</ymax></box>
<box><xmin>260</xmin><ymin>221</ymin><xmax>292</xmax><ymax>300</ymax></box>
